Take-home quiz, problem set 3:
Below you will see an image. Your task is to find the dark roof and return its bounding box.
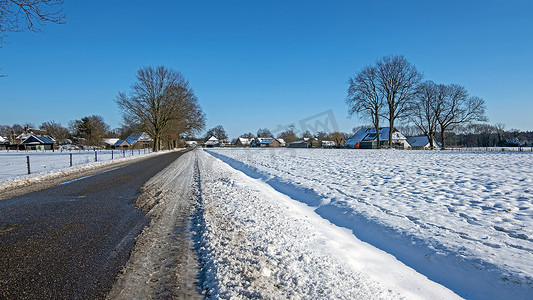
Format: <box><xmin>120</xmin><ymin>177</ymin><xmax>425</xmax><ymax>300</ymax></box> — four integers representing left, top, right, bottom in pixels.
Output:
<box><xmin>345</xmin><ymin>127</ymin><xmax>406</xmax><ymax>147</ymax></box>
<box><xmin>407</xmin><ymin>136</ymin><xmax>440</xmax><ymax>148</ymax></box>
<box><xmin>114</xmin><ymin>139</ymin><xmax>130</xmax><ymax>146</ymax></box>
<box><xmin>260</xmin><ymin>138</ymin><xmax>276</xmax><ymax>144</ymax></box>
<box><xmin>125</xmin><ymin>132</ymin><xmax>153</xmax><ymax>145</ymax></box>
<box><xmin>22</xmin><ymin>135</ymin><xmax>55</xmax><ymax>145</ymax></box>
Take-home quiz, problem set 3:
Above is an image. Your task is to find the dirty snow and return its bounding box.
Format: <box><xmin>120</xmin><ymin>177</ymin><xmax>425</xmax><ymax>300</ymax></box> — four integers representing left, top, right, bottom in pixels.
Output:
<box><xmin>108</xmin><ymin>150</ymin><xmax>201</xmax><ymax>299</ymax></box>
<box><xmin>206</xmin><ymin>148</ymin><xmax>533</xmax><ymax>299</ymax></box>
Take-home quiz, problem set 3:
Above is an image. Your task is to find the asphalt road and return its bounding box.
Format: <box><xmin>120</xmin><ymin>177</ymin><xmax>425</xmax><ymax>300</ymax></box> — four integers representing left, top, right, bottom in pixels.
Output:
<box><xmin>0</xmin><ymin>150</ymin><xmax>188</xmax><ymax>299</ymax></box>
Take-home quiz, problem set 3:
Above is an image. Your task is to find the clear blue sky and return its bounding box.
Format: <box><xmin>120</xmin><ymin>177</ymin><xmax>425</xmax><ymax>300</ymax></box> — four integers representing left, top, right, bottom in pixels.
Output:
<box><xmin>1</xmin><ymin>0</ymin><xmax>532</xmax><ymax>138</ymax></box>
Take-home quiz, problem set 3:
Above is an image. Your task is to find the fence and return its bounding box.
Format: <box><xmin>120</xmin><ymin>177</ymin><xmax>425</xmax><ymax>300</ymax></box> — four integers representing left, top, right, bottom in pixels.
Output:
<box><xmin>442</xmin><ymin>146</ymin><xmax>533</xmax><ymax>152</ymax></box>
<box><xmin>0</xmin><ymin>148</ymin><xmax>153</xmax><ymax>180</ymax></box>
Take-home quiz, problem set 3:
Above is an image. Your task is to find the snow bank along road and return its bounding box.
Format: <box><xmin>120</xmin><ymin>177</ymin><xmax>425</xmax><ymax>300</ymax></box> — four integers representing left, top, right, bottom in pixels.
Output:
<box><xmin>0</xmin><ymin>150</ymin><xmax>191</xmax><ymax>299</ymax></box>
<box><xmin>207</xmin><ymin>148</ymin><xmax>533</xmax><ymax>299</ymax></box>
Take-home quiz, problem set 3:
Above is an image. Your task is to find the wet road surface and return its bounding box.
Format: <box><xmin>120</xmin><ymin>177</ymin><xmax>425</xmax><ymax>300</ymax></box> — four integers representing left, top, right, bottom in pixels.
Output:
<box><xmin>0</xmin><ymin>150</ymin><xmax>188</xmax><ymax>299</ymax></box>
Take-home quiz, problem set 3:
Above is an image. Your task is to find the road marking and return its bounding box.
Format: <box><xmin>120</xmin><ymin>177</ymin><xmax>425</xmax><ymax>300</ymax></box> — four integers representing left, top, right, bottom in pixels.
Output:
<box><xmin>58</xmin><ymin>167</ymin><xmax>124</xmax><ymax>185</ymax></box>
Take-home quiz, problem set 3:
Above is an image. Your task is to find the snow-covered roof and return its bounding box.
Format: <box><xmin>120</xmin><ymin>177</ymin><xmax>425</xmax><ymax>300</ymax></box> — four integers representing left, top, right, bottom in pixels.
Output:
<box><xmin>205</xmin><ymin>136</ymin><xmax>219</xmax><ymax>143</ymax></box>
<box><xmin>238</xmin><ymin>137</ymin><xmax>253</xmax><ymax>145</ymax></box>
<box><xmin>103</xmin><ymin>138</ymin><xmax>119</xmax><ymax>145</ymax></box>
<box><xmin>345</xmin><ymin>127</ymin><xmax>406</xmax><ymax>147</ymax></box>
<box><xmin>0</xmin><ymin>136</ymin><xmax>8</xmax><ymax>143</ymax></box>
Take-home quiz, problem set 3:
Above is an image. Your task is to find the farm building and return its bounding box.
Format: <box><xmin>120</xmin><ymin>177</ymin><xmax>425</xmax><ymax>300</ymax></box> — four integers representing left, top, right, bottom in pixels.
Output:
<box><xmin>345</xmin><ymin>127</ymin><xmax>408</xmax><ymax>149</ymax></box>
<box><xmin>259</xmin><ymin>138</ymin><xmax>281</xmax><ymax>148</ymax></box>
<box><xmin>288</xmin><ymin>140</ymin><xmax>310</xmax><ymax>148</ymax></box>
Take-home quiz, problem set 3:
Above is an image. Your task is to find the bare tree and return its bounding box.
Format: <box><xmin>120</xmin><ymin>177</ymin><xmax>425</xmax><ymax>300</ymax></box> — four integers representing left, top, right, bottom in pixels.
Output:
<box><xmin>346</xmin><ymin>65</ymin><xmax>384</xmax><ymax>147</ymax></box>
<box><xmin>277</xmin><ymin>125</ymin><xmax>299</xmax><ymax>143</ymax></box>
<box><xmin>117</xmin><ymin>66</ymin><xmax>205</xmax><ymax>151</ymax></box>
<box><xmin>375</xmin><ymin>55</ymin><xmax>422</xmax><ymax>148</ymax></box>
<box><xmin>239</xmin><ymin>132</ymin><xmax>254</xmax><ymax>139</ymax></box>
<box><xmin>1</xmin><ymin>0</ymin><xmax>64</xmax><ymax>76</ymax></box>
<box><xmin>436</xmin><ymin>84</ymin><xmax>487</xmax><ymax>149</ymax></box>
<box><xmin>204</xmin><ymin>125</ymin><xmax>228</xmax><ymax>141</ymax></box>
<box><xmin>40</xmin><ymin>120</ymin><xmax>69</xmax><ymax>140</ymax></box>
<box><xmin>410</xmin><ymin>81</ymin><xmax>442</xmax><ymax>149</ymax></box>
<box><xmin>0</xmin><ymin>0</ymin><xmax>65</xmax><ymax>44</ymax></box>
<box><xmin>257</xmin><ymin>128</ymin><xmax>273</xmax><ymax>138</ymax></box>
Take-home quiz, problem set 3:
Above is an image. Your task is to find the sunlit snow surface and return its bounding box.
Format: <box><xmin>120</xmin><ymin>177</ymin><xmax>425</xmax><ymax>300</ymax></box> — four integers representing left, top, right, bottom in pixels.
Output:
<box><xmin>206</xmin><ymin>148</ymin><xmax>533</xmax><ymax>299</ymax></box>
<box><xmin>0</xmin><ymin>149</ymin><xmax>152</xmax><ymax>184</ymax></box>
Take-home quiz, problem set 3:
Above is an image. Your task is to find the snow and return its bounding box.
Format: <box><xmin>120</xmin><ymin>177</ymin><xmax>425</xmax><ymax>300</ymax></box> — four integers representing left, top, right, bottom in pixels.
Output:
<box><xmin>0</xmin><ymin>149</ymin><xmax>159</xmax><ymax>190</ymax></box>
<box><xmin>195</xmin><ymin>150</ymin><xmax>459</xmax><ymax>299</ymax></box>
<box><xmin>108</xmin><ymin>150</ymin><xmax>200</xmax><ymax>299</ymax></box>
<box><xmin>205</xmin><ymin>148</ymin><xmax>533</xmax><ymax>299</ymax></box>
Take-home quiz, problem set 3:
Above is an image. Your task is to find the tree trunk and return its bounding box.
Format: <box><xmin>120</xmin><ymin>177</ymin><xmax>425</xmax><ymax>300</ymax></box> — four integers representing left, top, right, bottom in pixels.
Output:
<box><xmin>428</xmin><ymin>129</ymin><xmax>436</xmax><ymax>149</ymax></box>
<box><xmin>374</xmin><ymin>118</ymin><xmax>381</xmax><ymax>149</ymax></box>
<box><xmin>388</xmin><ymin>118</ymin><xmax>394</xmax><ymax>148</ymax></box>
<box><xmin>440</xmin><ymin>128</ymin><xmax>446</xmax><ymax>150</ymax></box>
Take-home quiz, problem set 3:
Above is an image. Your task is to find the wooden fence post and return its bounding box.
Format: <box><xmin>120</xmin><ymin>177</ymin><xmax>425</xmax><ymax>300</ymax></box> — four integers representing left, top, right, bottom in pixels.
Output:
<box><xmin>26</xmin><ymin>156</ymin><xmax>30</xmax><ymax>174</ymax></box>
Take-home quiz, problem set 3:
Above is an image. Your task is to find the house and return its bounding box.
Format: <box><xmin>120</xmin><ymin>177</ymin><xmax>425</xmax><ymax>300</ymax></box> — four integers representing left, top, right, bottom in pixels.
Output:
<box><xmin>125</xmin><ymin>132</ymin><xmax>153</xmax><ymax>149</ymax></box>
<box><xmin>288</xmin><ymin>140</ymin><xmax>310</xmax><ymax>148</ymax></box>
<box><xmin>14</xmin><ymin>128</ymin><xmax>48</xmax><ymax>144</ymax></box>
<box><xmin>103</xmin><ymin>138</ymin><xmax>119</xmax><ymax>148</ymax></box>
<box><xmin>235</xmin><ymin>137</ymin><xmax>253</xmax><ymax>147</ymax></box>
<box><xmin>321</xmin><ymin>141</ymin><xmax>336</xmax><ymax>148</ymax></box>
<box><xmin>259</xmin><ymin>138</ymin><xmax>281</xmax><ymax>148</ymax></box>
<box><xmin>277</xmin><ymin>138</ymin><xmax>286</xmax><ymax>147</ymax></box>
<box><xmin>251</xmin><ymin>137</ymin><xmax>270</xmax><ymax>147</ymax></box>
<box><xmin>345</xmin><ymin>127</ymin><xmax>408</xmax><ymax>149</ymax></box>
<box><xmin>21</xmin><ymin>134</ymin><xmax>56</xmax><ymax>150</ymax></box>
<box><xmin>114</xmin><ymin>139</ymin><xmax>131</xmax><ymax>148</ymax></box>
<box><xmin>205</xmin><ymin>136</ymin><xmax>220</xmax><ymax>147</ymax></box>
<box><xmin>185</xmin><ymin>141</ymin><xmax>198</xmax><ymax>147</ymax></box>
<box><xmin>407</xmin><ymin>136</ymin><xmax>440</xmax><ymax>150</ymax></box>
<box><xmin>0</xmin><ymin>136</ymin><xmax>9</xmax><ymax>150</ymax></box>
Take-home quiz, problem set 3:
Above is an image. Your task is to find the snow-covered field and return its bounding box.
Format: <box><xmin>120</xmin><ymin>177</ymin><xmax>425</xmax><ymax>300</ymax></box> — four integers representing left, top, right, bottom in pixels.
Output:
<box><xmin>195</xmin><ymin>150</ymin><xmax>459</xmax><ymax>299</ymax></box>
<box><xmin>0</xmin><ymin>149</ymin><xmax>153</xmax><ymax>185</ymax></box>
<box><xmin>205</xmin><ymin>148</ymin><xmax>533</xmax><ymax>299</ymax></box>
